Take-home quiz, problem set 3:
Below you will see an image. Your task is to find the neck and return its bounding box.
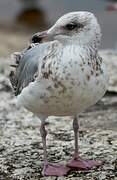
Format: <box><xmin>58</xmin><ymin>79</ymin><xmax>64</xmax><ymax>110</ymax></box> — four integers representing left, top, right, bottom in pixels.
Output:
<box><xmin>62</xmin><ymin>38</ymin><xmax>100</xmax><ymax>56</ymax></box>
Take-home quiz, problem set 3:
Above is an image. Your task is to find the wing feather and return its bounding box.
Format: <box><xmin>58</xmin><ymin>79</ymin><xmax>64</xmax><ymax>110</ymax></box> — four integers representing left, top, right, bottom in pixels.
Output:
<box><xmin>9</xmin><ymin>42</ymin><xmax>54</xmax><ymax>96</ymax></box>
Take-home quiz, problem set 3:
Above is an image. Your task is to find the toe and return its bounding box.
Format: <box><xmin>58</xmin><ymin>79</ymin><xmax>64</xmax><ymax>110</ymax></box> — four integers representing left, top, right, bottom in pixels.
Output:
<box><xmin>42</xmin><ymin>163</ymin><xmax>70</xmax><ymax>176</ymax></box>
<box><xmin>67</xmin><ymin>158</ymin><xmax>103</xmax><ymax>170</ymax></box>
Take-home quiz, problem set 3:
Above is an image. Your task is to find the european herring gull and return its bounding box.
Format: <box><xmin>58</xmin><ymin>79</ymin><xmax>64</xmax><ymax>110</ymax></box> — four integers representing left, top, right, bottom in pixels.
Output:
<box><xmin>10</xmin><ymin>11</ymin><xmax>108</xmax><ymax>176</ymax></box>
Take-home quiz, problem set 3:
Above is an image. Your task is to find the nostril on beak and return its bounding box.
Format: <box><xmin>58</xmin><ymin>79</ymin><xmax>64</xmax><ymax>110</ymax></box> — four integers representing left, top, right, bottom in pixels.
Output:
<box><xmin>31</xmin><ymin>35</ymin><xmax>43</xmax><ymax>43</ymax></box>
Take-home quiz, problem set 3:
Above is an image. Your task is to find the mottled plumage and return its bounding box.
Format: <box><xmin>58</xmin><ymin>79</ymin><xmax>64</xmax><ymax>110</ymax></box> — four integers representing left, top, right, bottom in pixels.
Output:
<box><xmin>10</xmin><ymin>11</ymin><xmax>108</xmax><ymax>176</ymax></box>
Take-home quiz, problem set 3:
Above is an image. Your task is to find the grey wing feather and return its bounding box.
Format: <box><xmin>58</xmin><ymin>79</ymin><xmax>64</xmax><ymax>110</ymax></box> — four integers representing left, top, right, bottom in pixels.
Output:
<box><xmin>10</xmin><ymin>43</ymin><xmax>50</xmax><ymax>96</ymax></box>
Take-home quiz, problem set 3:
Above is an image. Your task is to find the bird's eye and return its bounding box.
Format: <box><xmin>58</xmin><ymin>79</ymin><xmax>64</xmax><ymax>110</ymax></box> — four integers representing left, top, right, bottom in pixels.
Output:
<box><xmin>65</xmin><ymin>23</ymin><xmax>77</xmax><ymax>30</ymax></box>
<box><xmin>65</xmin><ymin>23</ymin><xmax>84</xmax><ymax>31</ymax></box>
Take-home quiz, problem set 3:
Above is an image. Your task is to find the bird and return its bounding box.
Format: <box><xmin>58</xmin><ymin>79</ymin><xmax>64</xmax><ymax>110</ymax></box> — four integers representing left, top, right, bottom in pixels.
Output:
<box><xmin>9</xmin><ymin>11</ymin><xmax>109</xmax><ymax>176</ymax></box>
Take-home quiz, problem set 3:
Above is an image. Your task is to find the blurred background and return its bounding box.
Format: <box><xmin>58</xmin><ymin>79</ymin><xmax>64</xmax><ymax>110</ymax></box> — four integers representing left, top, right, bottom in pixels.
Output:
<box><xmin>0</xmin><ymin>1</ymin><xmax>117</xmax><ymax>179</ymax></box>
<box><xmin>0</xmin><ymin>0</ymin><xmax>117</xmax><ymax>57</ymax></box>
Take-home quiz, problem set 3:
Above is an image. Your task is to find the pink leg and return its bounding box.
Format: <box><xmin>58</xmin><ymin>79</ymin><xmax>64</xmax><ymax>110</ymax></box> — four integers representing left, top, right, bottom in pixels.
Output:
<box><xmin>67</xmin><ymin>116</ymin><xmax>103</xmax><ymax>170</ymax></box>
<box><xmin>40</xmin><ymin>120</ymin><xmax>70</xmax><ymax>176</ymax></box>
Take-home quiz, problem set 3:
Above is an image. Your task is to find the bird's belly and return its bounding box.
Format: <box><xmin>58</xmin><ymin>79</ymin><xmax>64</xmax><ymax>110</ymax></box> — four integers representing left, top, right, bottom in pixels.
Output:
<box><xmin>47</xmin><ymin>78</ymin><xmax>107</xmax><ymax>116</ymax></box>
<box><xmin>17</xmin><ymin>71</ymin><xmax>108</xmax><ymax>116</ymax></box>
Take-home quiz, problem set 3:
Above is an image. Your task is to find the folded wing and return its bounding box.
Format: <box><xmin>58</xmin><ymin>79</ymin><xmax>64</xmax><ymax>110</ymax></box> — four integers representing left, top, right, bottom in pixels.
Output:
<box><xmin>9</xmin><ymin>42</ymin><xmax>55</xmax><ymax>96</ymax></box>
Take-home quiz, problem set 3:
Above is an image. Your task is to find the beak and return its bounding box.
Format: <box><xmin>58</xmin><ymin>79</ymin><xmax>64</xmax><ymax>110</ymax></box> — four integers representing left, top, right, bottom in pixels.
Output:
<box><xmin>31</xmin><ymin>25</ymin><xmax>60</xmax><ymax>44</ymax></box>
<box><xmin>31</xmin><ymin>31</ymin><xmax>49</xmax><ymax>43</ymax></box>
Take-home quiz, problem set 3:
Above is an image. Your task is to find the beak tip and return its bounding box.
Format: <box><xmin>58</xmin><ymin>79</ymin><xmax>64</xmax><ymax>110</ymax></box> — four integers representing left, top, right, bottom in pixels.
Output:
<box><xmin>31</xmin><ymin>31</ymin><xmax>48</xmax><ymax>43</ymax></box>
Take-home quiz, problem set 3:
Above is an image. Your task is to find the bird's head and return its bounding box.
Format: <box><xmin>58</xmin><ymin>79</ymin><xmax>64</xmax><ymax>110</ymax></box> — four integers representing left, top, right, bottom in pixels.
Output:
<box><xmin>32</xmin><ymin>11</ymin><xmax>101</xmax><ymax>48</ymax></box>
